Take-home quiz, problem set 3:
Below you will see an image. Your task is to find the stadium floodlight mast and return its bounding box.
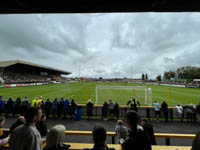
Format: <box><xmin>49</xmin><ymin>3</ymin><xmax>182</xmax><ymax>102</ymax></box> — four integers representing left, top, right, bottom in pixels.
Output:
<box><xmin>95</xmin><ymin>85</ymin><xmax>152</xmax><ymax>105</ymax></box>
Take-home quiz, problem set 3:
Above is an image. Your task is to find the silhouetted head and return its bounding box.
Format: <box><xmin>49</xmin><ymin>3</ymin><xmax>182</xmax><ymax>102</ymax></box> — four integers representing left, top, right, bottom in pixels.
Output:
<box><xmin>93</xmin><ymin>124</ymin><xmax>107</xmax><ymax>145</ymax></box>
<box><xmin>126</xmin><ymin>110</ymin><xmax>139</xmax><ymax>131</ymax></box>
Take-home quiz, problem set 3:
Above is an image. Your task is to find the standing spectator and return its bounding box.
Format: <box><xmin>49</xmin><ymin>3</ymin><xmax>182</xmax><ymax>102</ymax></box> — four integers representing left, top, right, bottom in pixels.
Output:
<box><xmin>6</xmin><ymin>97</ymin><xmax>14</xmax><ymax>117</ymax></box>
<box><xmin>108</xmin><ymin>100</ymin><xmax>114</xmax><ymax>119</ymax></box>
<box><xmin>12</xmin><ymin>97</ymin><xmax>21</xmax><ymax>117</ymax></box>
<box><xmin>196</xmin><ymin>102</ymin><xmax>200</xmax><ymax>122</ymax></box>
<box><xmin>10</xmin><ymin>116</ymin><xmax>25</xmax><ymax>134</ymax></box>
<box><xmin>141</xmin><ymin>119</ymin><xmax>157</xmax><ymax>145</ymax></box>
<box><xmin>9</xmin><ymin>107</ymin><xmax>42</xmax><ymax>150</ymax></box>
<box><xmin>153</xmin><ymin>101</ymin><xmax>160</xmax><ymax>122</ymax></box>
<box><xmin>36</xmin><ymin>114</ymin><xmax>48</xmax><ymax>137</ymax></box>
<box><xmin>84</xmin><ymin>124</ymin><xmax>114</xmax><ymax>150</ymax></box>
<box><xmin>70</xmin><ymin>99</ymin><xmax>77</xmax><ymax>120</ymax></box>
<box><xmin>102</xmin><ymin>101</ymin><xmax>109</xmax><ymax>120</ymax></box>
<box><xmin>161</xmin><ymin>101</ymin><xmax>168</xmax><ymax>122</ymax></box>
<box><xmin>122</xmin><ymin>110</ymin><xmax>151</xmax><ymax>150</ymax></box>
<box><xmin>44</xmin><ymin>98</ymin><xmax>52</xmax><ymax>119</ymax></box>
<box><xmin>31</xmin><ymin>97</ymin><xmax>38</xmax><ymax>107</ymax></box>
<box><xmin>114</xmin><ymin>102</ymin><xmax>120</xmax><ymax>120</ymax></box>
<box><xmin>176</xmin><ymin>104</ymin><xmax>184</xmax><ymax>122</ymax></box>
<box><xmin>21</xmin><ymin>97</ymin><xmax>29</xmax><ymax>115</ymax></box>
<box><xmin>63</xmin><ymin>98</ymin><xmax>70</xmax><ymax>119</ymax></box>
<box><xmin>0</xmin><ymin>116</ymin><xmax>9</xmax><ymax>146</ymax></box>
<box><xmin>37</xmin><ymin>96</ymin><xmax>43</xmax><ymax>108</ymax></box>
<box><xmin>0</xmin><ymin>96</ymin><xmax>5</xmax><ymax>116</ymax></box>
<box><xmin>57</xmin><ymin>98</ymin><xmax>64</xmax><ymax>118</ymax></box>
<box><xmin>115</xmin><ymin>120</ymin><xmax>128</xmax><ymax>144</ymax></box>
<box><xmin>86</xmin><ymin>99</ymin><xmax>94</xmax><ymax>120</ymax></box>
<box><xmin>52</xmin><ymin>98</ymin><xmax>58</xmax><ymax>118</ymax></box>
<box><xmin>45</xmin><ymin>125</ymin><xmax>70</xmax><ymax>150</ymax></box>
<box><xmin>127</xmin><ymin>98</ymin><xmax>140</xmax><ymax>112</ymax></box>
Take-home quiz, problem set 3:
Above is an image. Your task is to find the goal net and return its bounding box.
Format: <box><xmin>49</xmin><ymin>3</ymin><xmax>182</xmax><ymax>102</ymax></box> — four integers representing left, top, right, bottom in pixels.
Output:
<box><xmin>96</xmin><ymin>85</ymin><xmax>152</xmax><ymax>106</ymax></box>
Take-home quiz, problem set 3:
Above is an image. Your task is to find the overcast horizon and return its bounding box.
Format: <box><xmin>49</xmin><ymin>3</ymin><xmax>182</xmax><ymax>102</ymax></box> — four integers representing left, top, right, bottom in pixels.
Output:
<box><xmin>0</xmin><ymin>13</ymin><xmax>200</xmax><ymax>79</ymax></box>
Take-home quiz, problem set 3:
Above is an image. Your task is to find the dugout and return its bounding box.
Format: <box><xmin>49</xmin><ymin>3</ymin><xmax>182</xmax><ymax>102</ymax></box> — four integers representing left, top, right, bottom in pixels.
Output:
<box><xmin>0</xmin><ymin>60</ymin><xmax>71</xmax><ymax>83</ymax></box>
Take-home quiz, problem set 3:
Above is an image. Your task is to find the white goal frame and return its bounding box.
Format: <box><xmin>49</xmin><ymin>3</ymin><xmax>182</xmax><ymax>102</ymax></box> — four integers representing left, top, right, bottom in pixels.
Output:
<box><xmin>95</xmin><ymin>85</ymin><xmax>152</xmax><ymax>105</ymax></box>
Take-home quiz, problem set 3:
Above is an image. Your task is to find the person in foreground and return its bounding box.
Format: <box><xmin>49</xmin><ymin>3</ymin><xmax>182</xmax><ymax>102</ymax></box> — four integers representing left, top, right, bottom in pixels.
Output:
<box><xmin>122</xmin><ymin>110</ymin><xmax>151</xmax><ymax>150</ymax></box>
<box><xmin>45</xmin><ymin>125</ymin><xmax>70</xmax><ymax>150</ymax></box>
<box><xmin>10</xmin><ymin>116</ymin><xmax>25</xmax><ymax>134</ymax></box>
<box><xmin>36</xmin><ymin>114</ymin><xmax>48</xmax><ymax>137</ymax></box>
<box><xmin>85</xmin><ymin>124</ymin><xmax>115</xmax><ymax>150</ymax></box>
<box><xmin>9</xmin><ymin>107</ymin><xmax>42</xmax><ymax>150</ymax></box>
<box><xmin>0</xmin><ymin>116</ymin><xmax>9</xmax><ymax>146</ymax></box>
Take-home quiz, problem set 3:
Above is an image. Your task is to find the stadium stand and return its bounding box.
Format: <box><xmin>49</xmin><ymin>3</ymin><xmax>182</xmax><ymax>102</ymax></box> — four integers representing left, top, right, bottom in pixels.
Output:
<box><xmin>0</xmin><ymin>60</ymin><xmax>71</xmax><ymax>84</ymax></box>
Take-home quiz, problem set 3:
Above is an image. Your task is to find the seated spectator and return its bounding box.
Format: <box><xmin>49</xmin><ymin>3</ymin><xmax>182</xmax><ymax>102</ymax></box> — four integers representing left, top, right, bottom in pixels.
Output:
<box><xmin>176</xmin><ymin>104</ymin><xmax>184</xmax><ymax>122</ymax></box>
<box><xmin>84</xmin><ymin>124</ymin><xmax>114</xmax><ymax>150</ymax></box>
<box><xmin>0</xmin><ymin>116</ymin><xmax>9</xmax><ymax>146</ymax></box>
<box><xmin>141</xmin><ymin>119</ymin><xmax>157</xmax><ymax>145</ymax></box>
<box><xmin>10</xmin><ymin>116</ymin><xmax>25</xmax><ymax>133</ymax></box>
<box><xmin>115</xmin><ymin>120</ymin><xmax>128</xmax><ymax>144</ymax></box>
<box><xmin>9</xmin><ymin>107</ymin><xmax>42</xmax><ymax>150</ymax></box>
<box><xmin>36</xmin><ymin>114</ymin><xmax>48</xmax><ymax>137</ymax></box>
<box><xmin>45</xmin><ymin>125</ymin><xmax>70</xmax><ymax>150</ymax></box>
<box><xmin>122</xmin><ymin>110</ymin><xmax>151</xmax><ymax>150</ymax></box>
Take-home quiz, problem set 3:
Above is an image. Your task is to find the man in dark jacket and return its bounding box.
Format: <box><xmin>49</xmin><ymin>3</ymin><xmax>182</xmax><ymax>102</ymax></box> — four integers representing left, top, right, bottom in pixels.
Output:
<box><xmin>161</xmin><ymin>101</ymin><xmax>168</xmax><ymax>122</ymax></box>
<box><xmin>44</xmin><ymin>98</ymin><xmax>52</xmax><ymax>119</ymax></box>
<box><xmin>141</xmin><ymin>119</ymin><xmax>157</xmax><ymax>145</ymax></box>
<box><xmin>63</xmin><ymin>98</ymin><xmax>70</xmax><ymax>119</ymax></box>
<box><xmin>86</xmin><ymin>100</ymin><xmax>94</xmax><ymax>120</ymax></box>
<box><xmin>70</xmin><ymin>99</ymin><xmax>77</xmax><ymax>120</ymax></box>
<box><xmin>102</xmin><ymin>101</ymin><xmax>109</xmax><ymax>120</ymax></box>
<box><xmin>52</xmin><ymin>98</ymin><xmax>58</xmax><ymax>118</ymax></box>
<box><xmin>84</xmin><ymin>124</ymin><xmax>114</xmax><ymax>150</ymax></box>
<box><xmin>122</xmin><ymin>110</ymin><xmax>151</xmax><ymax>150</ymax></box>
<box><xmin>6</xmin><ymin>97</ymin><xmax>14</xmax><ymax>117</ymax></box>
<box><xmin>57</xmin><ymin>98</ymin><xmax>64</xmax><ymax>118</ymax></box>
<box><xmin>0</xmin><ymin>96</ymin><xmax>5</xmax><ymax>116</ymax></box>
<box><xmin>114</xmin><ymin>102</ymin><xmax>120</xmax><ymax>120</ymax></box>
<box><xmin>36</xmin><ymin>114</ymin><xmax>48</xmax><ymax>137</ymax></box>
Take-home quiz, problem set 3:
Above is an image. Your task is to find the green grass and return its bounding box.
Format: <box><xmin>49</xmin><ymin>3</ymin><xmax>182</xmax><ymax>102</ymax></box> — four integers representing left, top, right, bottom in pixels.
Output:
<box><xmin>0</xmin><ymin>82</ymin><xmax>200</xmax><ymax>106</ymax></box>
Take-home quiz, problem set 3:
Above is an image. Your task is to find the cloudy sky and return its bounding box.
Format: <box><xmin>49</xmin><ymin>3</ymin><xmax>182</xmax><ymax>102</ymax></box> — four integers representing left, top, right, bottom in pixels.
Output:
<box><xmin>0</xmin><ymin>13</ymin><xmax>200</xmax><ymax>79</ymax></box>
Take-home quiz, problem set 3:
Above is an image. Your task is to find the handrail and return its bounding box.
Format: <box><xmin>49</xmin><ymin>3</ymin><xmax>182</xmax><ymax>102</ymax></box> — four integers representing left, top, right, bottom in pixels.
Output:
<box><xmin>76</xmin><ymin>104</ymin><xmax>176</xmax><ymax>109</ymax></box>
<box><xmin>3</xmin><ymin>128</ymin><xmax>195</xmax><ymax>139</ymax></box>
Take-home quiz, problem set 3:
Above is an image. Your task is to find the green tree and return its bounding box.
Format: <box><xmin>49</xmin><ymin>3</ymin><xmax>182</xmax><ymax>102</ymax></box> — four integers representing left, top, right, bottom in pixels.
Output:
<box><xmin>145</xmin><ymin>73</ymin><xmax>148</xmax><ymax>80</ymax></box>
<box><xmin>156</xmin><ymin>75</ymin><xmax>161</xmax><ymax>81</ymax></box>
<box><xmin>141</xmin><ymin>74</ymin><xmax>145</xmax><ymax>80</ymax></box>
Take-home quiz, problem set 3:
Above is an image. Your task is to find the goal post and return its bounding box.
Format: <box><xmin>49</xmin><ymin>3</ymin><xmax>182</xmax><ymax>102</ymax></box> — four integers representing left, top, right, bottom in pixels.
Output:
<box><xmin>95</xmin><ymin>85</ymin><xmax>152</xmax><ymax>106</ymax></box>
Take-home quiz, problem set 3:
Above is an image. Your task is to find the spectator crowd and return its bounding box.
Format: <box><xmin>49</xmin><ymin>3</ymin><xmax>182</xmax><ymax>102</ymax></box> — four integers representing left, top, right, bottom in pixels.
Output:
<box><xmin>0</xmin><ymin>95</ymin><xmax>199</xmax><ymax>150</ymax></box>
<box><xmin>2</xmin><ymin>71</ymin><xmax>67</xmax><ymax>84</ymax></box>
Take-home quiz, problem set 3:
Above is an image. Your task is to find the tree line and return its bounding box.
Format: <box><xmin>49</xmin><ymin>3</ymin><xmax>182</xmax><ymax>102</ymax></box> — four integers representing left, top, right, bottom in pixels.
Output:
<box><xmin>157</xmin><ymin>66</ymin><xmax>200</xmax><ymax>82</ymax></box>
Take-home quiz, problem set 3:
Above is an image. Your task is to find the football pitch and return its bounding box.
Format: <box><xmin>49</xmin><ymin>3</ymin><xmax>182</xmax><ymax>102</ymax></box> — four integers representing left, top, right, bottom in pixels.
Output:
<box><xmin>0</xmin><ymin>82</ymin><xmax>200</xmax><ymax>106</ymax></box>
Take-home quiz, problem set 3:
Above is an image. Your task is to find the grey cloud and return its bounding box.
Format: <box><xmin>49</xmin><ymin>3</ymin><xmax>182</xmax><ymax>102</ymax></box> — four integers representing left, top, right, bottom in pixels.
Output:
<box><xmin>1</xmin><ymin>13</ymin><xmax>200</xmax><ymax>78</ymax></box>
